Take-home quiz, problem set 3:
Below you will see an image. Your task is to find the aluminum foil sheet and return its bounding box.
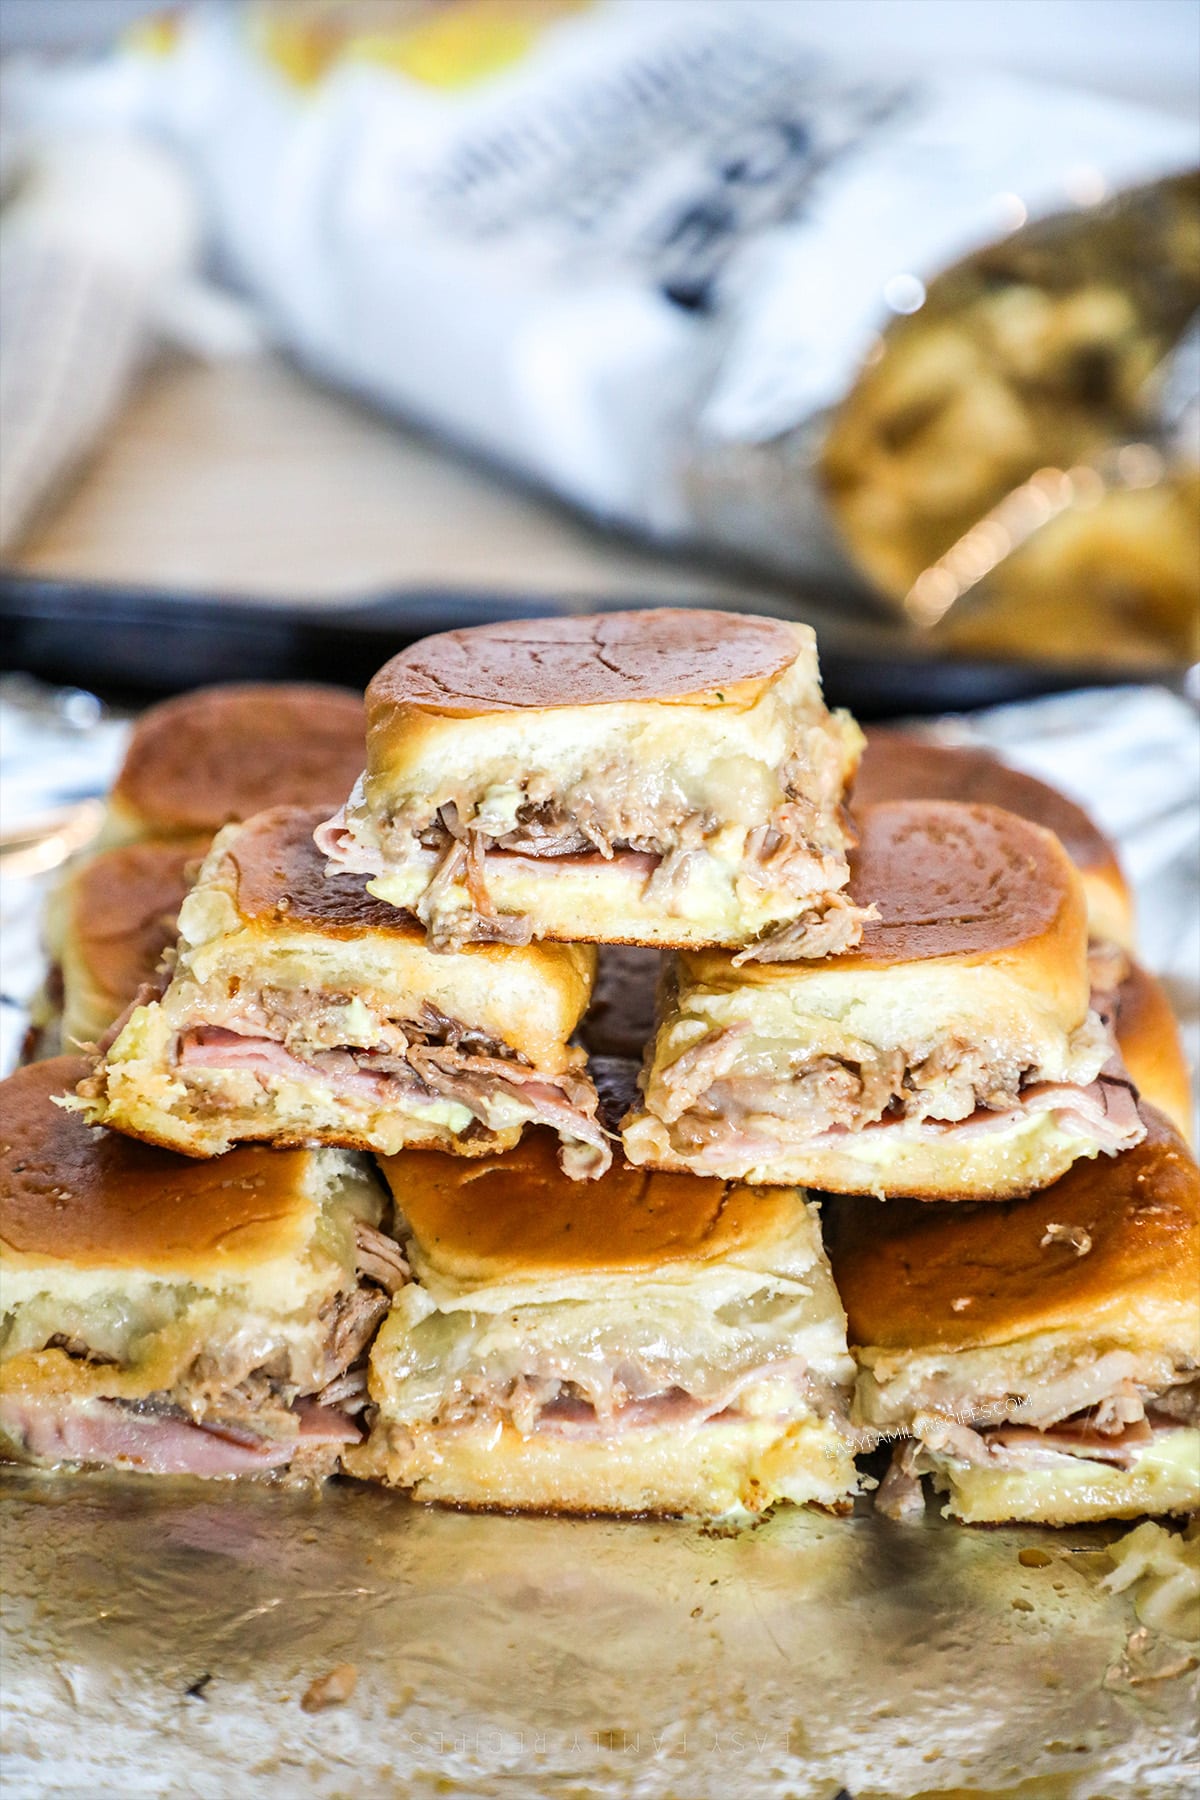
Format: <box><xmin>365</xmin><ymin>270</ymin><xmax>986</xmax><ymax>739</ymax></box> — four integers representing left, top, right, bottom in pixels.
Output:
<box><xmin>1</xmin><ymin>678</ymin><xmax>1198</xmax><ymax>1796</ymax></box>
<box><xmin>2</xmin><ymin>1471</ymin><xmax>1198</xmax><ymax>1799</ymax></box>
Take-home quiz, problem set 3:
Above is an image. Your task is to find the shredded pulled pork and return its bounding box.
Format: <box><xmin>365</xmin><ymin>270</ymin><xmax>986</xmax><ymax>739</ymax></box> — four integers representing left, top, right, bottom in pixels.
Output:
<box><xmin>354</xmin><ymin>1220</ymin><xmax>410</xmax><ymax>1295</ymax></box>
<box><xmin>321</xmin><ymin>1287</ymin><xmax>390</xmax><ymax>1388</ymax></box>
<box><xmin>874</xmin><ymin>1454</ymin><xmax>927</xmax><ymax>1521</ymax></box>
<box><xmin>1150</xmin><ymin>1380</ymin><xmax>1200</xmax><ymax>1428</ymax></box>
<box><xmin>1087</xmin><ymin>939</ymin><xmax>1131</xmax><ymax>1012</ymax></box>
<box><xmin>734</xmin><ymin>892</ymin><xmax>874</xmax><ymax>964</ymax></box>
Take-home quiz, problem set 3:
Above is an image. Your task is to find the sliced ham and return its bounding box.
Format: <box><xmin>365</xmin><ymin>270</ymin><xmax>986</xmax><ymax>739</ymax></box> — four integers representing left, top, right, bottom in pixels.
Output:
<box><xmin>312</xmin><ymin>805</ymin><xmax>369</xmax><ymax>871</ymax></box>
<box><xmin>984</xmin><ymin>1418</ymin><xmax>1155</xmax><ymax>1469</ymax></box>
<box><xmin>181</xmin><ymin>1028</ymin><xmax>404</xmax><ymax>1103</ymax></box>
<box><xmin>538</xmin><ymin>1361</ymin><xmax>813</xmax><ymax>1438</ymax></box>
<box><xmin>291</xmin><ymin>1400</ymin><xmax>363</xmax><ymax>1445</ymax></box>
<box><xmin>0</xmin><ymin>1394</ymin><xmax>359</xmax><ymax>1477</ymax></box>
<box><xmin>316</xmin><ymin>809</ymin><xmax>662</xmax><ymax>888</ymax></box>
<box><xmin>1017</xmin><ymin>1069</ymin><xmax>1143</xmax><ymax>1152</ymax></box>
<box><xmin>486</xmin><ymin>846</ymin><xmax>661</xmax><ymax>883</ymax></box>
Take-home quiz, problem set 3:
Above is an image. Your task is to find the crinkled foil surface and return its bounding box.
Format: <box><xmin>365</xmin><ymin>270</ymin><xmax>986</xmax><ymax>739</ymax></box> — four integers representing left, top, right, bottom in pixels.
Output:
<box><xmin>2</xmin><ymin>681</ymin><xmax>1198</xmax><ymax>1797</ymax></box>
<box><xmin>3</xmin><ymin>1472</ymin><xmax>1198</xmax><ymax>1799</ymax></box>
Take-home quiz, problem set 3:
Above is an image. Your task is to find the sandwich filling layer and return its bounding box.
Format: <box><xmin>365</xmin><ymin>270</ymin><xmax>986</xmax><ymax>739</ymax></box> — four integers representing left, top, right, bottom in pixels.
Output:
<box><xmin>878</xmin><ymin>1419</ymin><xmax>1200</xmax><ymax>1524</ymax></box>
<box><xmin>1</xmin><ymin>1233</ymin><xmax>403</xmax><ymax>1479</ymax></box>
<box><xmin>317</xmin><ymin>763</ymin><xmax>866</xmax><ymax>955</ymax></box>
<box><xmin>631</xmin><ymin>1018</ymin><xmax>1135</xmax><ymax>1166</ymax></box>
<box><xmin>371</xmin><ymin>1277</ymin><xmax>855</xmax><ymax>1444</ymax></box>
<box><xmin>869</xmin><ymin>1339</ymin><xmax>1200</xmax><ymax>1523</ymax></box>
<box><xmin>87</xmin><ymin>998</ymin><xmax>610</xmax><ymax>1174</ymax></box>
<box><xmin>624</xmin><ymin>954</ymin><xmax>1139</xmax><ymax>1183</ymax></box>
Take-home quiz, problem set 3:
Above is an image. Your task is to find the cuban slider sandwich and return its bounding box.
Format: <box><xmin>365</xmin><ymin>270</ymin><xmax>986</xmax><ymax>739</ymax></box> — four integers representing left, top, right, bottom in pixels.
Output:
<box><xmin>827</xmin><ymin>1108</ymin><xmax>1200</xmax><ymax>1524</ymax></box>
<box><xmin>623</xmin><ymin>801</ymin><xmax>1142</xmax><ymax>1199</ymax></box>
<box><xmin>854</xmin><ymin>729</ymin><xmax>1134</xmax><ymax>949</ymax></box>
<box><xmin>0</xmin><ymin>1057</ymin><xmax>404</xmax><ymax>1479</ymax></box>
<box><xmin>316</xmin><ymin>610</ymin><xmax>866</xmax><ymax>955</ymax></box>
<box><xmin>346</xmin><ymin>1132</ymin><xmax>860</xmax><ymax>1518</ymax></box>
<box><xmin>79</xmin><ymin>807</ymin><xmax>608</xmax><ymax>1176</ymax></box>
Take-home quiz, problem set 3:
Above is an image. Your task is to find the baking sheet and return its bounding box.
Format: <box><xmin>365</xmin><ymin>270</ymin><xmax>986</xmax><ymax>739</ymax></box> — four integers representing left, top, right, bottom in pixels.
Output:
<box><xmin>1</xmin><ymin>678</ymin><xmax>1198</xmax><ymax>1797</ymax></box>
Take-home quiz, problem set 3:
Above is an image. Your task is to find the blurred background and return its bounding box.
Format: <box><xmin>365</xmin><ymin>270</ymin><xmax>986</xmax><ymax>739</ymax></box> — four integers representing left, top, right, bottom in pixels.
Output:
<box><xmin>1</xmin><ymin>0</ymin><xmax>1197</xmax><ymax>712</ymax></box>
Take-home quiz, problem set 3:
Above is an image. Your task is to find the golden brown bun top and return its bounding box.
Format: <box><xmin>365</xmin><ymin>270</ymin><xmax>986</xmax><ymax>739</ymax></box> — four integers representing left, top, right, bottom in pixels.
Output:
<box><xmin>1</xmin><ymin>1057</ymin><xmax>318</xmax><ymax>1272</ymax></box>
<box><xmin>221</xmin><ymin>805</ymin><xmax>423</xmax><ymax>938</ymax></box>
<box><xmin>379</xmin><ymin>1130</ymin><xmax>799</xmax><ymax>1282</ymax></box>
<box><xmin>854</xmin><ymin>730</ymin><xmax>1123</xmax><ymax>881</ymax></box>
<box><xmin>112</xmin><ymin>683</ymin><xmax>366</xmax><ymax>836</ymax></box>
<box><xmin>1114</xmin><ymin>962</ymin><xmax>1194</xmax><ymax>1145</ymax></box>
<box><xmin>845</xmin><ymin>800</ymin><xmax>1082</xmax><ymax>965</ymax></box>
<box><xmin>827</xmin><ymin>1108</ymin><xmax>1199</xmax><ymax>1352</ymax></box>
<box><xmin>368</xmin><ymin>610</ymin><xmax>802</xmax><ymax>717</ymax></box>
<box><xmin>68</xmin><ymin>837</ymin><xmax>209</xmax><ymax>1005</ymax></box>
<box><xmin>693</xmin><ymin>801</ymin><xmax>1084</xmax><ymax>985</ymax></box>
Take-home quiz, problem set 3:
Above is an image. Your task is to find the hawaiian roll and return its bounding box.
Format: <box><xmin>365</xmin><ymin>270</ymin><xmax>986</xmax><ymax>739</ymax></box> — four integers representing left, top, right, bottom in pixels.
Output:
<box><xmin>103</xmin><ymin>682</ymin><xmax>366</xmax><ymax>845</ymax></box>
<box><xmin>622</xmin><ymin>801</ymin><xmax>1141</xmax><ymax>1200</ymax></box>
<box><xmin>827</xmin><ymin>1109</ymin><xmax>1200</xmax><ymax>1524</ymax></box>
<box><xmin>0</xmin><ymin>1056</ymin><xmax>399</xmax><ymax>1480</ymax></box>
<box><xmin>315</xmin><ymin>610</ymin><xmax>865</xmax><ymax>956</ymax></box>
<box><xmin>346</xmin><ymin>1132</ymin><xmax>860</xmax><ymax>1520</ymax></box>
<box><xmin>78</xmin><ymin>806</ymin><xmax>606</xmax><ymax>1176</ymax></box>
<box><xmin>854</xmin><ymin>729</ymin><xmax>1133</xmax><ymax>950</ymax></box>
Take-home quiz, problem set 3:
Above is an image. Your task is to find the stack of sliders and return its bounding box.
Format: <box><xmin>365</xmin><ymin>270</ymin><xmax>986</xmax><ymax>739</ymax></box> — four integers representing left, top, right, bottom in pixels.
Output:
<box><xmin>3</xmin><ymin>609</ymin><xmax>1195</xmax><ymax>1527</ymax></box>
<box><xmin>56</xmin><ymin>611</ymin><xmax>867</xmax><ymax>1516</ymax></box>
